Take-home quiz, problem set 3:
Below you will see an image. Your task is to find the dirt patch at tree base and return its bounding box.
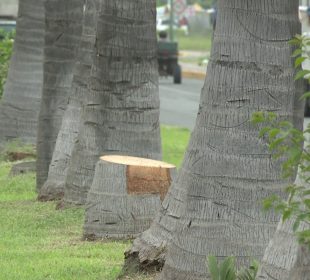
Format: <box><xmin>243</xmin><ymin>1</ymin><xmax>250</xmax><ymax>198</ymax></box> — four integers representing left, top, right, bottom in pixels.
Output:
<box><xmin>7</xmin><ymin>152</ymin><xmax>36</xmax><ymax>161</ymax></box>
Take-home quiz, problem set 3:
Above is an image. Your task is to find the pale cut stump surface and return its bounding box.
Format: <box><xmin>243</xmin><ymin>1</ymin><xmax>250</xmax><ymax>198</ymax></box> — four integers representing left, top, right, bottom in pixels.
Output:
<box><xmin>83</xmin><ymin>155</ymin><xmax>176</xmax><ymax>240</ymax></box>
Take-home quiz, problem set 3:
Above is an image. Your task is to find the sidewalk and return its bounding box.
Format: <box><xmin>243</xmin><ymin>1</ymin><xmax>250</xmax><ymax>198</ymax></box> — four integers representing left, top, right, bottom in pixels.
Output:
<box><xmin>181</xmin><ymin>62</ymin><xmax>206</xmax><ymax>80</ymax></box>
<box><xmin>179</xmin><ymin>50</ymin><xmax>209</xmax><ymax>58</ymax></box>
<box><xmin>179</xmin><ymin>50</ymin><xmax>208</xmax><ymax>80</ymax></box>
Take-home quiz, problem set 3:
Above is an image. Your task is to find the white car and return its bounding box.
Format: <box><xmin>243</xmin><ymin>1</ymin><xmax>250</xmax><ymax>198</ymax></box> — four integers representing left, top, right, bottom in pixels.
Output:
<box><xmin>157</xmin><ymin>18</ymin><xmax>188</xmax><ymax>35</ymax></box>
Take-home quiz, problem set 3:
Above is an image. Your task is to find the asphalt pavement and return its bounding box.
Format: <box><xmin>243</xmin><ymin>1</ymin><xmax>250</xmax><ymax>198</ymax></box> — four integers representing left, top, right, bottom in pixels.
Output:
<box><xmin>159</xmin><ymin>77</ymin><xmax>203</xmax><ymax>129</ymax></box>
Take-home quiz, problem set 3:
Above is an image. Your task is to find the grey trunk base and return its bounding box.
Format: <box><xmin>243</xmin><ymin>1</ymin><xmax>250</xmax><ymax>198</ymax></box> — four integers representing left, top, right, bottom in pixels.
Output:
<box><xmin>257</xmin><ymin>220</ymin><xmax>310</xmax><ymax>280</ymax></box>
<box><xmin>123</xmin><ymin>237</ymin><xmax>166</xmax><ymax>274</ymax></box>
<box><xmin>257</xmin><ymin>171</ymin><xmax>310</xmax><ymax>280</ymax></box>
<box><xmin>38</xmin><ymin>181</ymin><xmax>65</xmax><ymax>202</ymax></box>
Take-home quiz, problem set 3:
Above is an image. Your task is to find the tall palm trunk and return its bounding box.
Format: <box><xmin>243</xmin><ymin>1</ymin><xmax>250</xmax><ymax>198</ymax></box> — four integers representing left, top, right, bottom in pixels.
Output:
<box><xmin>125</xmin><ymin>0</ymin><xmax>303</xmax><ymax>278</ymax></box>
<box><xmin>0</xmin><ymin>0</ymin><xmax>44</xmax><ymax>144</ymax></box>
<box><xmin>38</xmin><ymin>0</ymin><xmax>99</xmax><ymax>201</ymax></box>
<box><xmin>159</xmin><ymin>1</ymin><xmax>302</xmax><ymax>278</ymax></box>
<box><xmin>62</xmin><ymin>0</ymin><xmax>161</xmax><ymax>206</ymax></box>
<box><xmin>36</xmin><ymin>0</ymin><xmax>84</xmax><ymax>190</ymax></box>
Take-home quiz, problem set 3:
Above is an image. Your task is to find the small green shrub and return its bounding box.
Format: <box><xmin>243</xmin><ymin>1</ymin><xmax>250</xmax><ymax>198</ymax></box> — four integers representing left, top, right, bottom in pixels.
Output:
<box><xmin>0</xmin><ymin>29</ymin><xmax>14</xmax><ymax>98</ymax></box>
<box><xmin>207</xmin><ymin>256</ymin><xmax>258</xmax><ymax>280</ymax></box>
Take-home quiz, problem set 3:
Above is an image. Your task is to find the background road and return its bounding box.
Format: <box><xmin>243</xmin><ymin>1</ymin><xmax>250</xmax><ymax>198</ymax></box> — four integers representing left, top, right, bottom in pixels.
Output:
<box><xmin>159</xmin><ymin>77</ymin><xmax>203</xmax><ymax>129</ymax></box>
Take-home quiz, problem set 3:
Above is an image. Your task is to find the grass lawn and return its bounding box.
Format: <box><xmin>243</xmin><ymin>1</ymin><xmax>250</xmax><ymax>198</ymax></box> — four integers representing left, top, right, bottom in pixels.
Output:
<box><xmin>0</xmin><ymin>125</ymin><xmax>190</xmax><ymax>280</ymax></box>
<box><xmin>176</xmin><ymin>31</ymin><xmax>212</xmax><ymax>52</ymax></box>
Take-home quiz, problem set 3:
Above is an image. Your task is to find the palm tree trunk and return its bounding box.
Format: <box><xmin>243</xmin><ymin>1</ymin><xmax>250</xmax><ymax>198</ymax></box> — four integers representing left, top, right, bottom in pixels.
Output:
<box><xmin>256</xmin><ymin>219</ymin><xmax>310</xmax><ymax>280</ymax></box>
<box><xmin>256</xmin><ymin>161</ymin><xmax>310</xmax><ymax>279</ymax></box>
<box><xmin>61</xmin><ymin>0</ymin><xmax>161</xmax><ymax>206</ymax></box>
<box><xmin>36</xmin><ymin>0</ymin><xmax>84</xmax><ymax>190</ymax></box>
<box><xmin>125</xmin><ymin>0</ymin><xmax>303</xmax><ymax>278</ymax></box>
<box><xmin>0</xmin><ymin>0</ymin><xmax>44</xmax><ymax>144</ymax></box>
<box><xmin>38</xmin><ymin>0</ymin><xmax>99</xmax><ymax>201</ymax></box>
<box><xmin>159</xmin><ymin>0</ymin><xmax>303</xmax><ymax>278</ymax></box>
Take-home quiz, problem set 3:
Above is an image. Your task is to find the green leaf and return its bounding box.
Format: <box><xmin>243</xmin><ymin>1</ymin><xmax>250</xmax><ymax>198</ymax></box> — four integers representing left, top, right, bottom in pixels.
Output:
<box><xmin>251</xmin><ymin>112</ymin><xmax>265</xmax><ymax>124</ymax></box>
<box><xmin>282</xmin><ymin>209</ymin><xmax>293</xmax><ymax>222</ymax></box>
<box><xmin>237</xmin><ymin>260</ymin><xmax>259</xmax><ymax>280</ymax></box>
<box><xmin>299</xmin><ymin>91</ymin><xmax>310</xmax><ymax>100</ymax></box>
<box><xmin>269</xmin><ymin>137</ymin><xmax>285</xmax><ymax>151</ymax></box>
<box><xmin>208</xmin><ymin>256</ymin><xmax>220</xmax><ymax>280</ymax></box>
<box><xmin>292</xmin><ymin>48</ymin><xmax>302</xmax><ymax>57</ymax></box>
<box><xmin>289</xmin><ymin>37</ymin><xmax>302</xmax><ymax>45</ymax></box>
<box><xmin>304</xmin><ymin>199</ymin><xmax>310</xmax><ymax>209</ymax></box>
<box><xmin>302</xmin><ymin>190</ymin><xmax>310</xmax><ymax>196</ymax></box>
<box><xmin>259</xmin><ymin>127</ymin><xmax>271</xmax><ymax>138</ymax></box>
<box><xmin>268</xmin><ymin>128</ymin><xmax>281</xmax><ymax>139</ymax></box>
<box><xmin>293</xmin><ymin>219</ymin><xmax>301</xmax><ymax>232</ymax></box>
<box><xmin>295</xmin><ymin>70</ymin><xmax>310</xmax><ymax>80</ymax></box>
<box><xmin>295</xmin><ymin>56</ymin><xmax>306</xmax><ymax>68</ymax></box>
<box><xmin>263</xmin><ymin>196</ymin><xmax>278</xmax><ymax>210</ymax></box>
<box><xmin>219</xmin><ymin>257</ymin><xmax>236</xmax><ymax>280</ymax></box>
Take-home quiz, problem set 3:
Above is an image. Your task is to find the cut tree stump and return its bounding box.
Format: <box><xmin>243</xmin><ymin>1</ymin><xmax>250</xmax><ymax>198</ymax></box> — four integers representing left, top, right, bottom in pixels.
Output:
<box><xmin>83</xmin><ymin>155</ymin><xmax>176</xmax><ymax>240</ymax></box>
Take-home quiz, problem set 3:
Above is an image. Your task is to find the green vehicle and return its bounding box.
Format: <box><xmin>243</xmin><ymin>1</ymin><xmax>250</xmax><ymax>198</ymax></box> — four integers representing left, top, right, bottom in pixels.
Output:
<box><xmin>158</xmin><ymin>39</ymin><xmax>182</xmax><ymax>84</ymax></box>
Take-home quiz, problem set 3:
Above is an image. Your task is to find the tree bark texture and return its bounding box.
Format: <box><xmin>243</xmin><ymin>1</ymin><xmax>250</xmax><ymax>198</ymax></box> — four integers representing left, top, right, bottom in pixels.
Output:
<box><xmin>159</xmin><ymin>1</ymin><xmax>303</xmax><ymax>279</ymax></box>
<box><xmin>256</xmin><ymin>220</ymin><xmax>310</xmax><ymax>280</ymax></box>
<box><xmin>61</xmin><ymin>0</ymin><xmax>162</xmax><ymax>206</ymax></box>
<box><xmin>0</xmin><ymin>0</ymin><xmax>44</xmax><ymax>144</ymax></box>
<box><xmin>36</xmin><ymin>0</ymin><xmax>84</xmax><ymax>191</ymax></box>
<box><xmin>83</xmin><ymin>155</ymin><xmax>175</xmax><ymax>240</ymax></box>
<box><xmin>38</xmin><ymin>0</ymin><xmax>99</xmax><ymax>201</ymax></box>
<box><xmin>125</xmin><ymin>0</ymin><xmax>304</xmax><ymax>278</ymax></box>
<box><xmin>256</xmin><ymin>160</ymin><xmax>310</xmax><ymax>280</ymax></box>
<box><xmin>123</xmin><ymin>171</ymin><xmax>187</xmax><ymax>273</ymax></box>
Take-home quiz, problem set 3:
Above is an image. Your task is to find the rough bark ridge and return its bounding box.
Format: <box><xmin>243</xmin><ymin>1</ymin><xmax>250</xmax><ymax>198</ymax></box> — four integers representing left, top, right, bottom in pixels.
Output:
<box><xmin>36</xmin><ymin>0</ymin><xmax>84</xmax><ymax>190</ymax></box>
<box><xmin>123</xmin><ymin>0</ymin><xmax>303</xmax><ymax>278</ymax></box>
<box><xmin>159</xmin><ymin>1</ymin><xmax>303</xmax><ymax>279</ymax></box>
<box><xmin>62</xmin><ymin>0</ymin><xmax>162</xmax><ymax>206</ymax></box>
<box><xmin>256</xmin><ymin>220</ymin><xmax>310</xmax><ymax>280</ymax></box>
<box><xmin>38</xmin><ymin>0</ymin><xmax>99</xmax><ymax>201</ymax></box>
<box><xmin>0</xmin><ymin>0</ymin><xmax>44</xmax><ymax>145</ymax></box>
<box><xmin>83</xmin><ymin>156</ymin><xmax>175</xmax><ymax>240</ymax></box>
<box><xmin>123</xmin><ymin>169</ymin><xmax>188</xmax><ymax>273</ymax></box>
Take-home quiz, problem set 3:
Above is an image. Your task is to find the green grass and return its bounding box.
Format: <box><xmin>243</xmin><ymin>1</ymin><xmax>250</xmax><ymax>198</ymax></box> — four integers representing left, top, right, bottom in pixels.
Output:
<box><xmin>0</xmin><ymin>125</ymin><xmax>190</xmax><ymax>280</ymax></box>
<box><xmin>176</xmin><ymin>31</ymin><xmax>212</xmax><ymax>52</ymax></box>
<box><xmin>161</xmin><ymin>126</ymin><xmax>190</xmax><ymax>168</ymax></box>
<box><xmin>0</xmin><ymin>139</ymin><xmax>36</xmax><ymax>161</ymax></box>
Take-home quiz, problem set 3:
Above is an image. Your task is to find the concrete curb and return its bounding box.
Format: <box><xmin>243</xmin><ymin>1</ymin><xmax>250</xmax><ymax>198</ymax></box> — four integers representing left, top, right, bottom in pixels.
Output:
<box><xmin>182</xmin><ymin>70</ymin><xmax>206</xmax><ymax>80</ymax></box>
